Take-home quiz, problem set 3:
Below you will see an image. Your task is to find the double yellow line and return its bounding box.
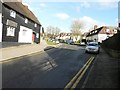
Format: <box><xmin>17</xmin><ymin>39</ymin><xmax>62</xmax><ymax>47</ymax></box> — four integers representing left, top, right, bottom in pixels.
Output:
<box><xmin>64</xmin><ymin>56</ymin><xmax>94</xmax><ymax>89</ymax></box>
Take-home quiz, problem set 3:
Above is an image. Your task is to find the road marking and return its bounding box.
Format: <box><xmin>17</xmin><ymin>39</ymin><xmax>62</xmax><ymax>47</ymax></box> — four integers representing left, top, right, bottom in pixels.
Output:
<box><xmin>64</xmin><ymin>56</ymin><xmax>94</xmax><ymax>89</ymax></box>
<box><xmin>0</xmin><ymin>51</ymin><xmax>44</xmax><ymax>64</ymax></box>
<box><xmin>0</xmin><ymin>56</ymin><xmax>24</xmax><ymax>64</ymax></box>
<box><xmin>81</xmin><ymin>55</ymin><xmax>98</xmax><ymax>88</ymax></box>
<box><xmin>71</xmin><ymin>57</ymin><xmax>94</xmax><ymax>89</ymax></box>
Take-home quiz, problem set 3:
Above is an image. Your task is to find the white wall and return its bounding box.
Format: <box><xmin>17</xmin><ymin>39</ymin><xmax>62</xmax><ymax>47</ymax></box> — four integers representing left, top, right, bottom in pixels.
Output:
<box><xmin>72</xmin><ymin>36</ymin><xmax>81</xmax><ymax>42</ymax></box>
<box><xmin>86</xmin><ymin>34</ymin><xmax>98</xmax><ymax>42</ymax></box>
<box><xmin>18</xmin><ymin>26</ymin><xmax>32</xmax><ymax>43</ymax></box>
<box><xmin>92</xmin><ymin>35</ymin><xmax>98</xmax><ymax>41</ymax></box>
<box><xmin>0</xmin><ymin>13</ymin><xmax>2</xmax><ymax>42</ymax></box>
<box><xmin>98</xmin><ymin>34</ymin><xmax>108</xmax><ymax>43</ymax></box>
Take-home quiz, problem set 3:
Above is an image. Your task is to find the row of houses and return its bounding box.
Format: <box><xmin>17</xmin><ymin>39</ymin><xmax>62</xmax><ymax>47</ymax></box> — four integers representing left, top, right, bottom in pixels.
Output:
<box><xmin>56</xmin><ymin>33</ymin><xmax>79</xmax><ymax>42</ymax></box>
<box><xmin>55</xmin><ymin>25</ymin><xmax>118</xmax><ymax>44</ymax></box>
<box><xmin>86</xmin><ymin>25</ymin><xmax>118</xmax><ymax>43</ymax></box>
<box><xmin>0</xmin><ymin>1</ymin><xmax>43</xmax><ymax>44</ymax></box>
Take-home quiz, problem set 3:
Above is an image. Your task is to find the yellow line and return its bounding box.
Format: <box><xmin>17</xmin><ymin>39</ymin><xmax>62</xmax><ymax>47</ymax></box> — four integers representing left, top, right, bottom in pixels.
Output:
<box><xmin>0</xmin><ymin>56</ymin><xmax>24</xmax><ymax>64</ymax></box>
<box><xmin>0</xmin><ymin>51</ymin><xmax>44</xmax><ymax>64</ymax></box>
<box><xmin>64</xmin><ymin>57</ymin><xmax>93</xmax><ymax>89</ymax></box>
<box><xmin>71</xmin><ymin>57</ymin><xmax>94</xmax><ymax>89</ymax></box>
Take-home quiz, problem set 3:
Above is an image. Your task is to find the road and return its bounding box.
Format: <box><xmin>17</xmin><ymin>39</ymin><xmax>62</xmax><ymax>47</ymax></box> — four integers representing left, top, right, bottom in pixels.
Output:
<box><xmin>2</xmin><ymin>44</ymin><xmax>96</xmax><ymax>88</ymax></box>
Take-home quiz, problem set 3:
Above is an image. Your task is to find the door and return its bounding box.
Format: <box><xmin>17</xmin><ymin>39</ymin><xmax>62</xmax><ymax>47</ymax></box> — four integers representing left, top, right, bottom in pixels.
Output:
<box><xmin>18</xmin><ymin>26</ymin><xmax>32</xmax><ymax>43</ymax></box>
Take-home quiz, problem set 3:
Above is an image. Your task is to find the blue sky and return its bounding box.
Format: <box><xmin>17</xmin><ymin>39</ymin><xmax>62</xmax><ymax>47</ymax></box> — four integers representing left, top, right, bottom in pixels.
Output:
<box><xmin>23</xmin><ymin>0</ymin><xmax>119</xmax><ymax>33</ymax></box>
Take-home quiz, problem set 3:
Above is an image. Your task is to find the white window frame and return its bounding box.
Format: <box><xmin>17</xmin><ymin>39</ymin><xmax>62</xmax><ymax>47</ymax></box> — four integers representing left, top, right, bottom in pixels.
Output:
<box><xmin>6</xmin><ymin>26</ymin><xmax>15</xmax><ymax>36</ymax></box>
<box><xmin>113</xmin><ymin>29</ymin><xmax>117</xmax><ymax>33</ymax></box>
<box><xmin>106</xmin><ymin>29</ymin><xmax>110</xmax><ymax>33</ymax></box>
<box><xmin>10</xmin><ymin>10</ymin><xmax>16</xmax><ymax>18</ymax></box>
<box><xmin>25</xmin><ymin>18</ymin><xmax>28</xmax><ymax>23</ymax></box>
<box><xmin>36</xmin><ymin>33</ymin><xmax>39</xmax><ymax>38</ymax></box>
<box><xmin>34</xmin><ymin>23</ymin><xmax>37</xmax><ymax>27</ymax></box>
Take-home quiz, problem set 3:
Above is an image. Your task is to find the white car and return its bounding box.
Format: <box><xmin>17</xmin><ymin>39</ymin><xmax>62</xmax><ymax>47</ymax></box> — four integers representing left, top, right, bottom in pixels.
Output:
<box><xmin>80</xmin><ymin>42</ymin><xmax>86</xmax><ymax>46</ymax></box>
<box><xmin>55</xmin><ymin>40</ymin><xmax>59</xmax><ymax>44</ymax></box>
<box><xmin>85</xmin><ymin>42</ymin><xmax>100</xmax><ymax>54</ymax></box>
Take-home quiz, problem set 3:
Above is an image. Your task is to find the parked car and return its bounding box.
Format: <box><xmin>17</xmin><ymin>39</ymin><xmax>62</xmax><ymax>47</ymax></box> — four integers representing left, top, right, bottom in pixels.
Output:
<box><xmin>80</xmin><ymin>42</ymin><xmax>86</xmax><ymax>46</ymax></box>
<box><xmin>66</xmin><ymin>40</ymin><xmax>74</xmax><ymax>45</ymax></box>
<box><xmin>80</xmin><ymin>39</ymin><xmax>86</xmax><ymax>46</ymax></box>
<box><xmin>85</xmin><ymin>42</ymin><xmax>100</xmax><ymax>54</ymax></box>
<box><xmin>55</xmin><ymin>40</ymin><xmax>60</xmax><ymax>44</ymax></box>
<box><xmin>59</xmin><ymin>39</ymin><xmax>65</xmax><ymax>43</ymax></box>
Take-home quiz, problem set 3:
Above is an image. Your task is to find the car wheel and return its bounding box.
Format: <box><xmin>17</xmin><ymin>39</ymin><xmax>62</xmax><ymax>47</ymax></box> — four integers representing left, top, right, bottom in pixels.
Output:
<box><xmin>97</xmin><ymin>50</ymin><xmax>99</xmax><ymax>54</ymax></box>
<box><xmin>85</xmin><ymin>50</ymin><xmax>88</xmax><ymax>53</ymax></box>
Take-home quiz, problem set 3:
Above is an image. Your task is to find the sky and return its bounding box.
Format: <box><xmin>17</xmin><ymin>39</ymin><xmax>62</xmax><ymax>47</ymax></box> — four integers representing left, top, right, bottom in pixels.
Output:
<box><xmin>22</xmin><ymin>0</ymin><xmax>119</xmax><ymax>33</ymax></box>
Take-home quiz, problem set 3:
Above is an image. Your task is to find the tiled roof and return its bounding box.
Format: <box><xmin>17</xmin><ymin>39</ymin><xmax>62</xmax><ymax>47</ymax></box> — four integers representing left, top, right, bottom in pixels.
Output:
<box><xmin>3</xmin><ymin>2</ymin><xmax>40</xmax><ymax>25</ymax></box>
<box><xmin>86</xmin><ymin>27</ymin><xmax>103</xmax><ymax>37</ymax></box>
<box><xmin>86</xmin><ymin>26</ymin><xmax>117</xmax><ymax>37</ymax></box>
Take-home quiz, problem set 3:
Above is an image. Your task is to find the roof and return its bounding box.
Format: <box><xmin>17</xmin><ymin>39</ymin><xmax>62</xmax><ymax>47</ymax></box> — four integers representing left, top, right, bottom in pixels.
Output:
<box><xmin>86</xmin><ymin>26</ymin><xmax>117</xmax><ymax>37</ymax></box>
<box><xmin>86</xmin><ymin>27</ymin><xmax>103</xmax><ymax>37</ymax></box>
<box><xmin>3</xmin><ymin>2</ymin><xmax>41</xmax><ymax>25</ymax></box>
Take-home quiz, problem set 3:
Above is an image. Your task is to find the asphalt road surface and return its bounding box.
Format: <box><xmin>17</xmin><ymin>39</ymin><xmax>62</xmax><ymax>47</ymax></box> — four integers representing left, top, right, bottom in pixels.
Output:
<box><xmin>2</xmin><ymin>44</ymin><xmax>97</xmax><ymax>88</ymax></box>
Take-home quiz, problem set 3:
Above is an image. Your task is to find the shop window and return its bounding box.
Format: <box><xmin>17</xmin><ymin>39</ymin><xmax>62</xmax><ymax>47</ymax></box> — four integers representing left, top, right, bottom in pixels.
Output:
<box><xmin>10</xmin><ymin>10</ymin><xmax>16</xmax><ymax>18</ymax></box>
<box><xmin>6</xmin><ymin>26</ymin><xmax>15</xmax><ymax>36</ymax></box>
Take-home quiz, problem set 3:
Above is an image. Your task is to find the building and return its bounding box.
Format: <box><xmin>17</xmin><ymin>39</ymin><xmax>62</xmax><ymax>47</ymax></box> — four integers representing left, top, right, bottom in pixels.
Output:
<box><xmin>86</xmin><ymin>26</ymin><xmax>117</xmax><ymax>43</ymax></box>
<box><xmin>0</xmin><ymin>1</ymin><xmax>2</xmax><ymax>42</ymax></box>
<box><xmin>0</xmin><ymin>1</ymin><xmax>41</xmax><ymax>44</ymax></box>
<box><xmin>58</xmin><ymin>33</ymin><xmax>72</xmax><ymax>40</ymax></box>
<box><xmin>40</xmin><ymin>27</ymin><xmax>45</xmax><ymax>42</ymax></box>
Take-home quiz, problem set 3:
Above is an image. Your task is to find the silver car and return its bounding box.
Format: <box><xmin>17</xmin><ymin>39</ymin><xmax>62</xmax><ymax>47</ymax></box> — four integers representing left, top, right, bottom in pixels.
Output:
<box><xmin>85</xmin><ymin>42</ymin><xmax>100</xmax><ymax>54</ymax></box>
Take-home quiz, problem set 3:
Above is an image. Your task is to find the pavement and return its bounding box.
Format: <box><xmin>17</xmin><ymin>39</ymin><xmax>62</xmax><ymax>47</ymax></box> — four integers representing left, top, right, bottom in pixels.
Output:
<box><xmin>81</xmin><ymin>48</ymin><xmax>120</xmax><ymax>88</ymax></box>
<box><xmin>0</xmin><ymin>40</ymin><xmax>60</xmax><ymax>61</ymax></box>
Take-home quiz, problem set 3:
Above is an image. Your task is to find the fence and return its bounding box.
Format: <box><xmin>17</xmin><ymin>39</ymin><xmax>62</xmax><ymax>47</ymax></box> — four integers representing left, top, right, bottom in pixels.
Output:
<box><xmin>101</xmin><ymin>31</ymin><xmax>120</xmax><ymax>59</ymax></box>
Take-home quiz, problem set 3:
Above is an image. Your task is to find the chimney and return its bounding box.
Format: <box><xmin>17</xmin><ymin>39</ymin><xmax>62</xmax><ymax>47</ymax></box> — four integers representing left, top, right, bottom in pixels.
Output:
<box><xmin>94</xmin><ymin>25</ymin><xmax>98</xmax><ymax>30</ymax></box>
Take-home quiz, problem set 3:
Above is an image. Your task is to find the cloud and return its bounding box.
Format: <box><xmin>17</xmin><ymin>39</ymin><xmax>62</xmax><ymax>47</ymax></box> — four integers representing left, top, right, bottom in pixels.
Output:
<box><xmin>115</xmin><ymin>18</ymin><xmax>118</xmax><ymax>22</ymax></box>
<box><xmin>22</xmin><ymin>0</ymin><xmax>119</xmax><ymax>2</ymax></box>
<box><xmin>80</xmin><ymin>1</ymin><xmax>90</xmax><ymax>8</ymax></box>
<box><xmin>54</xmin><ymin>13</ymin><xmax>70</xmax><ymax>20</ymax></box>
<box><xmin>98</xmin><ymin>0</ymin><xmax>119</xmax><ymax>8</ymax></box>
<box><xmin>75</xmin><ymin>16</ymin><xmax>106</xmax><ymax>33</ymax></box>
<box><xmin>40</xmin><ymin>3</ymin><xmax>46</xmax><ymax>7</ymax></box>
<box><xmin>22</xmin><ymin>2</ymin><xmax>34</xmax><ymax>12</ymax></box>
<box><xmin>75</xmin><ymin>6</ymin><xmax>81</xmax><ymax>12</ymax></box>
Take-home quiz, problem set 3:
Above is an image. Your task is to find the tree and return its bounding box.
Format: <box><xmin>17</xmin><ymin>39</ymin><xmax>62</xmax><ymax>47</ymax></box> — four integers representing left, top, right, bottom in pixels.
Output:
<box><xmin>46</xmin><ymin>26</ymin><xmax>61</xmax><ymax>39</ymax></box>
<box><xmin>55</xmin><ymin>27</ymin><xmax>60</xmax><ymax>35</ymax></box>
<box><xmin>71</xmin><ymin>19</ymin><xmax>84</xmax><ymax>42</ymax></box>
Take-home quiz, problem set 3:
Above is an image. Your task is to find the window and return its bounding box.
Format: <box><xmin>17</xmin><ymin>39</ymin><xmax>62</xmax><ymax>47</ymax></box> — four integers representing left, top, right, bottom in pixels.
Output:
<box><xmin>10</xmin><ymin>10</ymin><xmax>16</xmax><ymax>18</ymax></box>
<box><xmin>95</xmin><ymin>30</ymin><xmax>97</xmax><ymax>33</ymax></box>
<box><xmin>34</xmin><ymin>23</ymin><xmax>37</xmax><ymax>27</ymax></box>
<box><xmin>113</xmin><ymin>29</ymin><xmax>117</xmax><ymax>33</ymax></box>
<box><xmin>106</xmin><ymin>29</ymin><xmax>110</xmax><ymax>33</ymax></box>
<box><xmin>36</xmin><ymin>33</ymin><xmax>39</xmax><ymax>38</ymax></box>
<box><xmin>25</xmin><ymin>18</ymin><xmax>28</xmax><ymax>23</ymax></box>
<box><xmin>6</xmin><ymin>26</ymin><xmax>15</xmax><ymax>36</ymax></box>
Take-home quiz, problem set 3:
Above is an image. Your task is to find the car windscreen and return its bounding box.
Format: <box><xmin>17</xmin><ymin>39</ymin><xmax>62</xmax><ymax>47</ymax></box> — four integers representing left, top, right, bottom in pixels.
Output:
<box><xmin>87</xmin><ymin>43</ymin><xmax>98</xmax><ymax>46</ymax></box>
